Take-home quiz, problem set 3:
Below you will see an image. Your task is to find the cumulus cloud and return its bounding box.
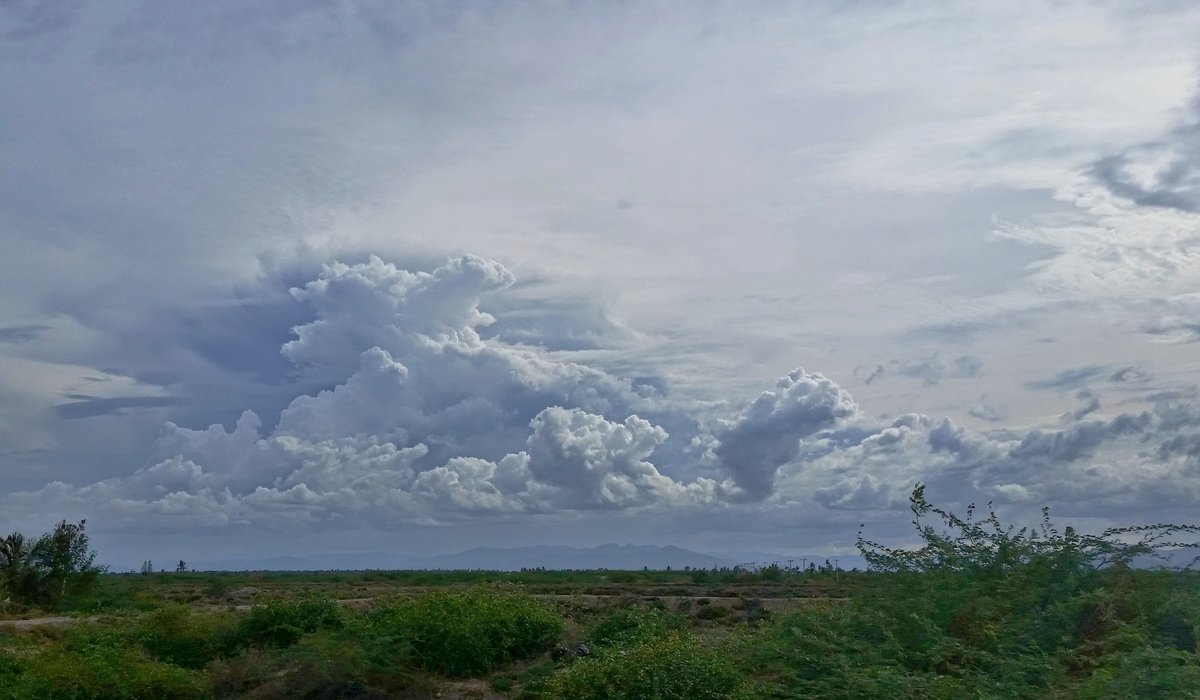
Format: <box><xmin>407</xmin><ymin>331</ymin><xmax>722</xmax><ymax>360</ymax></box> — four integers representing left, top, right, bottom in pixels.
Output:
<box><xmin>5</xmin><ymin>250</ymin><xmax>1200</xmax><ymax>556</ymax></box>
<box><xmin>714</xmin><ymin>369</ymin><xmax>857</xmax><ymax>500</ymax></box>
<box><xmin>1</xmin><ymin>255</ymin><xmax>732</xmax><ymax>529</ymax></box>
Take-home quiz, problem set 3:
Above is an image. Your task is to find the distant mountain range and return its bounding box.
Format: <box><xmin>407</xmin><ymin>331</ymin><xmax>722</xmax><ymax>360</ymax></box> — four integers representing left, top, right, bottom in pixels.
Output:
<box><xmin>183</xmin><ymin>543</ymin><xmax>865</xmax><ymax>572</ymax></box>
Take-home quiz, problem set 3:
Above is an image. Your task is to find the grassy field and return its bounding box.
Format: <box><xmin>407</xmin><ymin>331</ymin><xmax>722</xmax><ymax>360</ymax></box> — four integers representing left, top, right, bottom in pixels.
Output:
<box><xmin>2</xmin><ymin>564</ymin><xmax>1199</xmax><ymax>698</ymax></box>
<box><xmin>5</xmin><ymin>491</ymin><xmax>1199</xmax><ymax>698</ymax></box>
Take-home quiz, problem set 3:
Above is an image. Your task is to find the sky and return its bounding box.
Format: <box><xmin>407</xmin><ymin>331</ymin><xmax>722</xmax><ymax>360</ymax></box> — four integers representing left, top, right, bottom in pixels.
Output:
<box><xmin>3</xmin><ymin>0</ymin><xmax>1200</xmax><ymax>569</ymax></box>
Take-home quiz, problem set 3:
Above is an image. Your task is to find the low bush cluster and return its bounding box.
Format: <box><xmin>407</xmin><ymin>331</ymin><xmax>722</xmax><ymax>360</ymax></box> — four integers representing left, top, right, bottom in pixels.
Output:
<box><xmin>545</xmin><ymin>631</ymin><xmax>744</xmax><ymax>700</ymax></box>
<box><xmin>369</xmin><ymin>587</ymin><xmax>564</xmax><ymax>677</ymax></box>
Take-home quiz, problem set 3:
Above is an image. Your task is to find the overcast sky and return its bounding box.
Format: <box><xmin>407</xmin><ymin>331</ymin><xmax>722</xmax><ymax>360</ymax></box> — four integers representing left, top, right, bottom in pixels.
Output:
<box><xmin>4</xmin><ymin>0</ymin><xmax>1200</xmax><ymax>568</ymax></box>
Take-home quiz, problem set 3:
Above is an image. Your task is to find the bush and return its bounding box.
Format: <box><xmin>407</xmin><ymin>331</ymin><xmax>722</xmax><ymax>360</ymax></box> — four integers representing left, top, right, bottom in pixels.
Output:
<box><xmin>0</xmin><ymin>652</ymin><xmax>23</xmax><ymax>700</ymax></box>
<box><xmin>134</xmin><ymin>604</ymin><xmax>241</xmax><ymax>669</ymax></box>
<box><xmin>209</xmin><ymin>629</ymin><xmax>432</xmax><ymax>699</ymax></box>
<box><xmin>546</xmin><ymin>632</ymin><xmax>744</xmax><ymax>700</ymax></box>
<box><xmin>371</xmin><ymin>587</ymin><xmax>563</xmax><ymax>677</ymax></box>
<box><xmin>233</xmin><ymin>595</ymin><xmax>345</xmax><ymax>649</ymax></box>
<box><xmin>1076</xmin><ymin>645</ymin><xmax>1200</xmax><ymax>698</ymax></box>
<box><xmin>589</xmin><ymin>607</ymin><xmax>686</xmax><ymax>648</ymax></box>
<box><xmin>14</xmin><ymin>639</ymin><xmax>209</xmax><ymax>699</ymax></box>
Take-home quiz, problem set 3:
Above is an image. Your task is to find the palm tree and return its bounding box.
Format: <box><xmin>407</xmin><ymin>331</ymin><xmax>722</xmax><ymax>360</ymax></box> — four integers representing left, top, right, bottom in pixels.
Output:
<box><xmin>0</xmin><ymin>532</ymin><xmax>45</xmax><ymax>602</ymax></box>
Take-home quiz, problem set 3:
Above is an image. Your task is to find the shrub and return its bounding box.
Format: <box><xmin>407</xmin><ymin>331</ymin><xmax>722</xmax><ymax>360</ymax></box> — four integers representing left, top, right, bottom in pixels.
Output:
<box><xmin>134</xmin><ymin>604</ymin><xmax>241</xmax><ymax>669</ymax></box>
<box><xmin>546</xmin><ymin>632</ymin><xmax>744</xmax><ymax>700</ymax></box>
<box><xmin>15</xmin><ymin>640</ymin><xmax>209</xmax><ymax>699</ymax></box>
<box><xmin>1075</xmin><ymin>645</ymin><xmax>1200</xmax><ymax>698</ymax></box>
<box><xmin>209</xmin><ymin>629</ymin><xmax>432</xmax><ymax>699</ymax></box>
<box><xmin>589</xmin><ymin>607</ymin><xmax>686</xmax><ymax>648</ymax></box>
<box><xmin>0</xmin><ymin>652</ymin><xmax>23</xmax><ymax>700</ymax></box>
<box><xmin>371</xmin><ymin>587</ymin><xmax>563</xmax><ymax>677</ymax></box>
<box><xmin>233</xmin><ymin>595</ymin><xmax>345</xmax><ymax>649</ymax></box>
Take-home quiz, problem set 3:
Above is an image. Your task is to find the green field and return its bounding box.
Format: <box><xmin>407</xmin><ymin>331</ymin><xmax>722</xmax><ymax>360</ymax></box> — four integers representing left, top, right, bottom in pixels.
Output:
<box><xmin>3</xmin><ymin>491</ymin><xmax>1199</xmax><ymax>698</ymax></box>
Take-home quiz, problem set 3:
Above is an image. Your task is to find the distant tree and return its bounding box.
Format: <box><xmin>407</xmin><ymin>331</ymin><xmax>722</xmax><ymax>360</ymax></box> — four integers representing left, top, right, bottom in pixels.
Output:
<box><xmin>175</xmin><ymin>560</ymin><xmax>188</xmax><ymax>573</ymax></box>
<box><xmin>140</xmin><ymin>559</ymin><xmax>154</xmax><ymax>575</ymax></box>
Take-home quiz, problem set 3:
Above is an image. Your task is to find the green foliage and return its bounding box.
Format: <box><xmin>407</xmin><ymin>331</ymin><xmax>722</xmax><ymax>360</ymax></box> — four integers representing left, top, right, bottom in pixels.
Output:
<box><xmin>544</xmin><ymin>632</ymin><xmax>744</xmax><ymax>700</ymax></box>
<box><xmin>233</xmin><ymin>595</ymin><xmax>345</xmax><ymax>649</ymax></box>
<box><xmin>209</xmin><ymin>627</ymin><xmax>431</xmax><ymax>699</ymax></box>
<box><xmin>133</xmin><ymin>604</ymin><xmax>241</xmax><ymax>669</ymax></box>
<box><xmin>726</xmin><ymin>485</ymin><xmax>1200</xmax><ymax>699</ymax></box>
<box><xmin>1074</xmin><ymin>645</ymin><xmax>1200</xmax><ymax>698</ymax></box>
<box><xmin>589</xmin><ymin>607</ymin><xmax>686</xmax><ymax>648</ymax></box>
<box><xmin>12</xmin><ymin>627</ymin><xmax>210</xmax><ymax>700</ymax></box>
<box><xmin>0</xmin><ymin>520</ymin><xmax>103</xmax><ymax>610</ymax></box>
<box><xmin>370</xmin><ymin>587</ymin><xmax>564</xmax><ymax>677</ymax></box>
<box><xmin>858</xmin><ymin>483</ymin><xmax>1200</xmax><ymax>575</ymax></box>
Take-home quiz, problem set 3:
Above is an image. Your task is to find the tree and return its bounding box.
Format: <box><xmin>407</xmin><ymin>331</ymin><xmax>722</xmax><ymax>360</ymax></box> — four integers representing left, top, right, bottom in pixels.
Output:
<box><xmin>175</xmin><ymin>559</ymin><xmax>188</xmax><ymax>573</ymax></box>
<box><xmin>0</xmin><ymin>532</ymin><xmax>44</xmax><ymax>603</ymax></box>
<box><xmin>35</xmin><ymin>519</ymin><xmax>102</xmax><ymax>606</ymax></box>
<box><xmin>0</xmin><ymin>520</ymin><xmax>103</xmax><ymax>608</ymax></box>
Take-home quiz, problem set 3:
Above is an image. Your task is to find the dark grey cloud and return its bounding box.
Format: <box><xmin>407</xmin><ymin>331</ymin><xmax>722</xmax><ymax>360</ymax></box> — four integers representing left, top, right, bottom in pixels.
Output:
<box><xmin>1</xmin><ymin>0</ymin><xmax>83</xmax><ymax>41</ymax></box>
<box><xmin>1110</xmin><ymin>366</ymin><xmax>1152</xmax><ymax>384</ymax></box>
<box><xmin>715</xmin><ymin>369</ymin><xmax>857</xmax><ymax>500</ymax></box>
<box><xmin>1009</xmin><ymin>411</ymin><xmax>1151</xmax><ymax>463</ymax></box>
<box><xmin>1025</xmin><ymin>365</ymin><xmax>1109</xmax><ymax>391</ymax></box>
<box><xmin>0</xmin><ymin>323</ymin><xmax>50</xmax><ymax>343</ymax></box>
<box><xmin>874</xmin><ymin>353</ymin><xmax>983</xmax><ymax>387</ymax></box>
<box><xmin>968</xmin><ymin>395</ymin><xmax>1007</xmax><ymax>422</ymax></box>
<box><xmin>1062</xmin><ymin>389</ymin><xmax>1101</xmax><ymax>421</ymax></box>
<box><xmin>54</xmin><ymin>395</ymin><xmax>183</xmax><ymax>419</ymax></box>
<box><xmin>857</xmin><ymin>364</ymin><xmax>886</xmax><ymax>385</ymax></box>
<box><xmin>1140</xmin><ymin>317</ymin><xmax>1200</xmax><ymax>343</ymax></box>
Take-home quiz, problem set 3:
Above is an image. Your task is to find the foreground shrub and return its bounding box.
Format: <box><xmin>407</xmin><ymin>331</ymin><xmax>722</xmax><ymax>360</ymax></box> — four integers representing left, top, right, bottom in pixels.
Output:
<box><xmin>234</xmin><ymin>595</ymin><xmax>345</xmax><ymax>649</ymax></box>
<box><xmin>13</xmin><ymin>641</ymin><xmax>209</xmax><ymax>699</ymax></box>
<box><xmin>134</xmin><ymin>604</ymin><xmax>241</xmax><ymax>669</ymax></box>
<box><xmin>372</xmin><ymin>587</ymin><xmax>563</xmax><ymax>677</ymax></box>
<box><xmin>727</xmin><ymin>485</ymin><xmax>1200</xmax><ymax>699</ymax></box>
<box><xmin>209</xmin><ymin>629</ymin><xmax>433</xmax><ymax>699</ymax></box>
<box><xmin>589</xmin><ymin>607</ymin><xmax>686</xmax><ymax>648</ymax></box>
<box><xmin>1074</xmin><ymin>645</ymin><xmax>1200</xmax><ymax>698</ymax></box>
<box><xmin>546</xmin><ymin>632</ymin><xmax>744</xmax><ymax>700</ymax></box>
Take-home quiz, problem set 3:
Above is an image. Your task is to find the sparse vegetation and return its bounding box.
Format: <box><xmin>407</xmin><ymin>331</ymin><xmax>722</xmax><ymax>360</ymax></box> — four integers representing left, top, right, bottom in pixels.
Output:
<box><xmin>2</xmin><ymin>490</ymin><xmax>1198</xmax><ymax>698</ymax></box>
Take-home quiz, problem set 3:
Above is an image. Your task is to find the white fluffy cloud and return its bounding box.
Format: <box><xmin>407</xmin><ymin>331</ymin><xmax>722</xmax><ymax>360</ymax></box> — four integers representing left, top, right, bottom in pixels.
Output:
<box><xmin>11</xmin><ymin>253</ymin><xmax>1200</xmax><ymax>539</ymax></box>
<box><xmin>1</xmin><ymin>256</ymin><xmax>732</xmax><ymax>529</ymax></box>
<box><xmin>5</xmin><ymin>252</ymin><xmax>1200</xmax><ymax>554</ymax></box>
